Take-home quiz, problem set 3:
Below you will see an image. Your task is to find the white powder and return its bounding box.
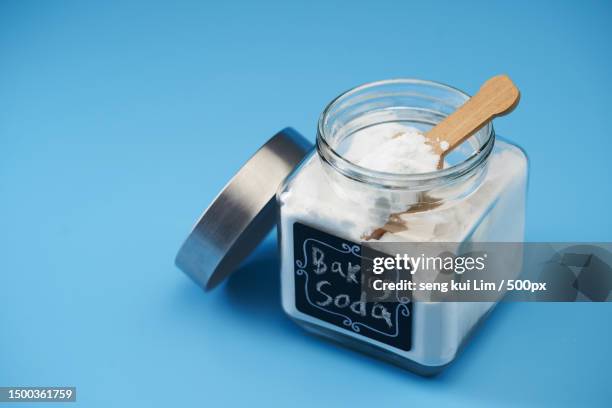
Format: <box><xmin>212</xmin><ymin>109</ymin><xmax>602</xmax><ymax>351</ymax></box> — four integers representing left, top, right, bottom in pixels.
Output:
<box><xmin>281</xmin><ymin>123</ymin><xmax>525</xmax><ymax>242</ymax></box>
<box><xmin>339</xmin><ymin>125</ymin><xmax>439</xmax><ymax>174</ymax></box>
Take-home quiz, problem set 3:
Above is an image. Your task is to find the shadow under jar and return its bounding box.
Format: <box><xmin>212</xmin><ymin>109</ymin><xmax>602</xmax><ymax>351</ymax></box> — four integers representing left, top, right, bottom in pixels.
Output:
<box><xmin>276</xmin><ymin>79</ymin><xmax>528</xmax><ymax>375</ymax></box>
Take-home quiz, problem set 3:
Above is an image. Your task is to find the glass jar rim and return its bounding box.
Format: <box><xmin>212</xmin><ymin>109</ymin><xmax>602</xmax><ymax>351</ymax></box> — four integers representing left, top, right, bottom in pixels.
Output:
<box><xmin>316</xmin><ymin>78</ymin><xmax>495</xmax><ymax>190</ymax></box>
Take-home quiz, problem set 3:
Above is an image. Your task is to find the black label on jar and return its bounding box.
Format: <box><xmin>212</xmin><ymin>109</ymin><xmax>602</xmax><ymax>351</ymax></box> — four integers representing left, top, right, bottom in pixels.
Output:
<box><xmin>293</xmin><ymin>222</ymin><xmax>412</xmax><ymax>351</ymax></box>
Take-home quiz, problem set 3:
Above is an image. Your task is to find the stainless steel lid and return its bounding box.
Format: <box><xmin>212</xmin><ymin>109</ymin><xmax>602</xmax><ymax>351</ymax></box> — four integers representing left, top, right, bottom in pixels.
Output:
<box><xmin>175</xmin><ymin>127</ymin><xmax>312</xmax><ymax>290</ymax></box>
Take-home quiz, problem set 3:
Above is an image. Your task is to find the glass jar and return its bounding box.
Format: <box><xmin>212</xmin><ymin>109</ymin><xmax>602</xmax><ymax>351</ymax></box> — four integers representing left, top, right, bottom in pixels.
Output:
<box><xmin>276</xmin><ymin>79</ymin><xmax>528</xmax><ymax>375</ymax></box>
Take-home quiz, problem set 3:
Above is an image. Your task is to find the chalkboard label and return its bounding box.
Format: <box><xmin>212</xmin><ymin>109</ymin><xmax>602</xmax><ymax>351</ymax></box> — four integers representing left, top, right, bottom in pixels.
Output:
<box><xmin>293</xmin><ymin>222</ymin><xmax>412</xmax><ymax>351</ymax></box>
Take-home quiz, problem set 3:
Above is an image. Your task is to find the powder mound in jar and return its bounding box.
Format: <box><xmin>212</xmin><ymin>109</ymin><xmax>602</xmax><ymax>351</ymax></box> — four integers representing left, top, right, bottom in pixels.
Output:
<box><xmin>353</xmin><ymin>126</ymin><xmax>439</xmax><ymax>174</ymax></box>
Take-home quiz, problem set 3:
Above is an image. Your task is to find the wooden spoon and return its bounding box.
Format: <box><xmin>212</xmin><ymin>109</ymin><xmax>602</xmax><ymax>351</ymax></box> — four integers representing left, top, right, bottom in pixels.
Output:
<box><xmin>365</xmin><ymin>74</ymin><xmax>520</xmax><ymax>240</ymax></box>
<box><xmin>428</xmin><ymin>74</ymin><xmax>520</xmax><ymax>169</ymax></box>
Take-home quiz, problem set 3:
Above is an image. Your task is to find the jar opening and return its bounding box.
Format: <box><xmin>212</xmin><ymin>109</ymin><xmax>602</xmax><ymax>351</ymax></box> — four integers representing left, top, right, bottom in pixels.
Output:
<box><xmin>316</xmin><ymin>78</ymin><xmax>495</xmax><ymax>190</ymax></box>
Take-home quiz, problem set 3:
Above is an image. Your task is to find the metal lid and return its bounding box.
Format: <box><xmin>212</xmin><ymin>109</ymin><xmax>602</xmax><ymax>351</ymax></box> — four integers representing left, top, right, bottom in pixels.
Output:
<box><xmin>175</xmin><ymin>127</ymin><xmax>312</xmax><ymax>290</ymax></box>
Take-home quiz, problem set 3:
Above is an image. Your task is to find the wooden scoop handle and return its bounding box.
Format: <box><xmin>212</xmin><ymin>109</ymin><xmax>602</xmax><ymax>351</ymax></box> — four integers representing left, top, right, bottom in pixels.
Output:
<box><xmin>427</xmin><ymin>74</ymin><xmax>520</xmax><ymax>166</ymax></box>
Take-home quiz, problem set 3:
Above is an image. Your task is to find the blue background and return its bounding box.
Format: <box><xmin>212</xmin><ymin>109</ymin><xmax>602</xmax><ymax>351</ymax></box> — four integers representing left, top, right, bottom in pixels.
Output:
<box><xmin>1</xmin><ymin>0</ymin><xmax>611</xmax><ymax>406</ymax></box>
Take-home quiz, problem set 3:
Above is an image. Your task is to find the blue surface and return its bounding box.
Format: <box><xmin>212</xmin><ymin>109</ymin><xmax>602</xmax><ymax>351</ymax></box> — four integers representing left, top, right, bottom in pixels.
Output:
<box><xmin>1</xmin><ymin>1</ymin><xmax>611</xmax><ymax>406</ymax></box>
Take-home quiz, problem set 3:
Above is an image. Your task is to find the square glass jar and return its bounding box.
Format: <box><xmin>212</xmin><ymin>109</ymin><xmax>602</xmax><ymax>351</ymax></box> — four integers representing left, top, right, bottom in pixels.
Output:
<box><xmin>276</xmin><ymin>79</ymin><xmax>528</xmax><ymax>375</ymax></box>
